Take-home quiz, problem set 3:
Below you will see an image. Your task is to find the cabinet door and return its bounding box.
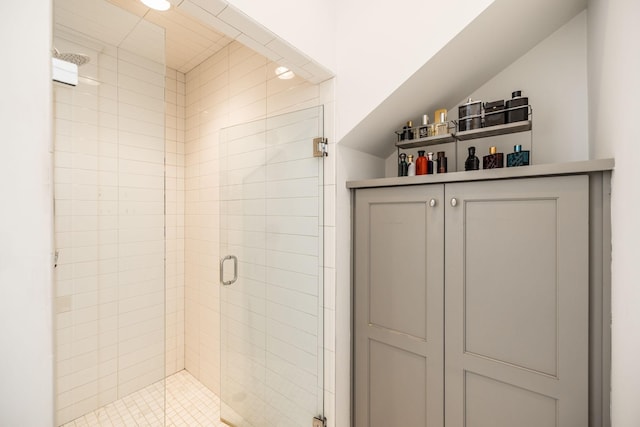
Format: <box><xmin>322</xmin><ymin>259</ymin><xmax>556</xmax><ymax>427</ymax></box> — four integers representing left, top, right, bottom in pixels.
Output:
<box><xmin>354</xmin><ymin>185</ymin><xmax>444</xmax><ymax>427</ymax></box>
<box><xmin>444</xmin><ymin>175</ymin><xmax>589</xmax><ymax>427</ymax></box>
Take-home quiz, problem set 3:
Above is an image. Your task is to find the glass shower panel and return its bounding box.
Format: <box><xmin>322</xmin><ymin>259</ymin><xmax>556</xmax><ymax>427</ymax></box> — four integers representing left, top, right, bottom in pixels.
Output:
<box><xmin>53</xmin><ymin>1</ymin><xmax>166</xmax><ymax>424</ymax></box>
<box><xmin>219</xmin><ymin>106</ymin><xmax>325</xmax><ymax>426</ymax></box>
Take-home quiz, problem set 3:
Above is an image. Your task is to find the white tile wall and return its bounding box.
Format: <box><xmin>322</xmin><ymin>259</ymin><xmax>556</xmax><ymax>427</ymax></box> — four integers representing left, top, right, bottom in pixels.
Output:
<box><xmin>165</xmin><ymin>68</ymin><xmax>186</xmax><ymax>379</ymax></box>
<box><xmin>53</xmin><ymin>31</ymin><xmax>170</xmax><ymax>425</ymax></box>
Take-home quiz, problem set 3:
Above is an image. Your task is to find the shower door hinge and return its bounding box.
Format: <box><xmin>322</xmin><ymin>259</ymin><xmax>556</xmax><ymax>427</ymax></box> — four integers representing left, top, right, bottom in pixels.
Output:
<box><xmin>313</xmin><ymin>137</ymin><xmax>328</xmax><ymax>157</ymax></box>
<box><xmin>312</xmin><ymin>415</ymin><xmax>327</xmax><ymax>427</ymax></box>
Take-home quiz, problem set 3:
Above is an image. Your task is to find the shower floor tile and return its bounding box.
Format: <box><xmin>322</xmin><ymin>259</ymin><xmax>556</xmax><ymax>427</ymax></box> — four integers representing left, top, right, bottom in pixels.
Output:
<box><xmin>61</xmin><ymin>370</ymin><xmax>229</xmax><ymax>427</ymax></box>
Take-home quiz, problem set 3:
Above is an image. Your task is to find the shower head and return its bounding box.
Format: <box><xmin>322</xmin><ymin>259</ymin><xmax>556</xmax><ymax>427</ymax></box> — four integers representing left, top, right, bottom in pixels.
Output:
<box><xmin>52</xmin><ymin>48</ymin><xmax>90</xmax><ymax>66</ymax></box>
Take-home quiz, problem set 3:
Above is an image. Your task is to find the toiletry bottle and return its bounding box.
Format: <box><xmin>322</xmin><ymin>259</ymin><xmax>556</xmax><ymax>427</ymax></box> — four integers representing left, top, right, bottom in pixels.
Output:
<box><xmin>434</xmin><ymin>110</ymin><xmax>448</xmax><ymax>136</ymax></box>
<box><xmin>506</xmin><ymin>144</ymin><xmax>530</xmax><ymax>167</ymax></box>
<box><xmin>416</xmin><ymin>151</ymin><xmax>428</xmax><ymax>175</ymax></box>
<box><xmin>427</xmin><ymin>152</ymin><xmax>434</xmax><ymax>174</ymax></box>
<box><xmin>434</xmin><ymin>109</ymin><xmax>447</xmax><ymax>123</ymax></box>
<box><xmin>436</xmin><ymin>151</ymin><xmax>447</xmax><ymax>173</ymax></box>
<box><xmin>483</xmin><ymin>146</ymin><xmax>504</xmax><ymax>169</ymax></box>
<box><xmin>465</xmin><ymin>146</ymin><xmax>480</xmax><ymax>171</ymax></box>
<box><xmin>398</xmin><ymin>153</ymin><xmax>408</xmax><ymax>176</ymax></box>
<box><xmin>506</xmin><ymin>90</ymin><xmax>529</xmax><ymax>123</ymax></box>
<box><xmin>407</xmin><ymin>154</ymin><xmax>416</xmax><ymax>176</ymax></box>
<box><xmin>418</xmin><ymin>115</ymin><xmax>430</xmax><ymax>139</ymax></box>
<box><xmin>403</xmin><ymin>121</ymin><xmax>414</xmax><ymax>140</ymax></box>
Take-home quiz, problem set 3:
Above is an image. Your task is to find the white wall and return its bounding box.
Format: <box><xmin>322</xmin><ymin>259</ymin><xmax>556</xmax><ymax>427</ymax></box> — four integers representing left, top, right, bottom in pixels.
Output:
<box><xmin>384</xmin><ymin>10</ymin><xmax>589</xmax><ymax>176</ymax></box>
<box><xmin>226</xmin><ymin>0</ymin><xmax>499</xmax><ymax>144</ymax></box>
<box><xmin>0</xmin><ymin>1</ymin><xmax>54</xmax><ymax>425</ymax></box>
<box><xmin>224</xmin><ymin>0</ymin><xmax>337</xmax><ymax>73</ymax></box>
<box><xmin>588</xmin><ymin>0</ymin><xmax>640</xmax><ymax>425</ymax></box>
<box><xmin>333</xmin><ymin>0</ymin><xmax>494</xmax><ymax>142</ymax></box>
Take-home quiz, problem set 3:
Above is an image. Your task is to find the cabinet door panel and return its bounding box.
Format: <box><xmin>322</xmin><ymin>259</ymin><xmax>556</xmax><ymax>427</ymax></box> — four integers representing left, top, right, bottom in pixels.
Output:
<box><xmin>445</xmin><ymin>176</ymin><xmax>589</xmax><ymax>427</ymax></box>
<box><xmin>369</xmin><ymin>201</ymin><xmax>428</xmax><ymax>339</ymax></box>
<box><xmin>464</xmin><ymin>198</ymin><xmax>558</xmax><ymax>375</ymax></box>
<box><xmin>465</xmin><ymin>372</ymin><xmax>557</xmax><ymax>427</ymax></box>
<box><xmin>354</xmin><ymin>185</ymin><xmax>444</xmax><ymax>427</ymax></box>
<box><xmin>369</xmin><ymin>340</ymin><xmax>427</xmax><ymax>427</ymax></box>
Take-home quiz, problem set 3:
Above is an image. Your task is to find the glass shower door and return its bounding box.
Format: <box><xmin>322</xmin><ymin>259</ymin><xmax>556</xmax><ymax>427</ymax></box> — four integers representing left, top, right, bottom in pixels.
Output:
<box><xmin>219</xmin><ymin>106</ymin><xmax>325</xmax><ymax>427</ymax></box>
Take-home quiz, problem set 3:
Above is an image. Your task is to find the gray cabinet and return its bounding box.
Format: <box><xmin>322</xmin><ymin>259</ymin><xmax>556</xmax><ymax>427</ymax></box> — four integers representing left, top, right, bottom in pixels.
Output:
<box><xmin>352</xmin><ymin>168</ymin><xmax>611</xmax><ymax>427</ymax></box>
<box><xmin>354</xmin><ymin>185</ymin><xmax>444</xmax><ymax>427</ymax></box>
<box><xmin>444</xmin><ymin>176</ymin><xmax>588</xmax><ymax>427</ymax></box>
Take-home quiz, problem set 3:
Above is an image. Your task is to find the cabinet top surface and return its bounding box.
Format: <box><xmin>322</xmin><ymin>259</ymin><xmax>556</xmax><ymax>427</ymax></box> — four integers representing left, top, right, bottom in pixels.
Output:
<box><xmin>346</xmin><ymin>159</ymin><xmax>614</xmax><ymax>189</ymax></box>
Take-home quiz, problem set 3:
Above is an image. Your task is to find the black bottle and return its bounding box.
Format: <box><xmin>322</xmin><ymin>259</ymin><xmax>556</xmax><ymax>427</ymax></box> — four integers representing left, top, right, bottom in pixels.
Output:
<box><xmin>436</xmin><ymin>151</ymin><xmax>447</xmax><ymax>173</ymax></box>
<box><xmin>427</xmin><ymin>152</ymin><xmax>434</xmax><ymax>174</ymax></box>
<box><xmin>398</xmin><ymin>153</ymin><xmax>408</xmax><ymax>176</ymax></box>
<box><xmin>465</xmin><ymin>146</ymin><xmax>480</xmax><ymax>171</ymax></box>
<box><xmin>402</xmin><ymin>121</ymin><xmax>414</xmax><ymax>141</ymax></box>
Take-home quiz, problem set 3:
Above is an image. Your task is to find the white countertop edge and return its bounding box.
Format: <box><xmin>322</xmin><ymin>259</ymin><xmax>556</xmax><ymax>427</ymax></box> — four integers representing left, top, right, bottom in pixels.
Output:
<box><xmin>346</xmin><ymin>158</ymin><xmax>615</xmax><ymax>189</ymax></box>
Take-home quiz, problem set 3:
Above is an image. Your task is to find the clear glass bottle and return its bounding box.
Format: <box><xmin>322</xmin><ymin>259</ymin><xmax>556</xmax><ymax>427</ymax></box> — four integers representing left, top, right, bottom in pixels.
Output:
<box><xmin>434</xmin><ymin>109</ymin><xmax>447</xmax><ymax>123</ymax></box>
<box><xmin>483</xmin><ymin>146</ymin><xmax>504</xmax><ymax>169</ymax></box>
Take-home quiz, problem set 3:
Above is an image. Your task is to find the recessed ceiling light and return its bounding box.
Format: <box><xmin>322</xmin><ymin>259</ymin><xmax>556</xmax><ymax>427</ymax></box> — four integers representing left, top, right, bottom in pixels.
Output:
<box><xmin>275</xmin><ymin>66</ymin><xmax>295</xmax><ymax>80</ymax></box>
<box><xmin>140</xmin><ymin>0</ymin><xmax>171</xmax><ymax>11</ymax></box>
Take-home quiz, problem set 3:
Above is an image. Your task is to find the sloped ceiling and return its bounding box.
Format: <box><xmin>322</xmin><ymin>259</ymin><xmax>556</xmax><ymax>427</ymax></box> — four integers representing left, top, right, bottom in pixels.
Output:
<box><xmin>340</xmin><ymin>0</ymin><xmax>588</xmax><ymax>158</ymax></box>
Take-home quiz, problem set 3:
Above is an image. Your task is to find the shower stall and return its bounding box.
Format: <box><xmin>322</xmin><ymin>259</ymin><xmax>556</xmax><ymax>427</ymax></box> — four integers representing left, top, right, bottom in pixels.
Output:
<box><xmin>52</xmin><ymin>0</ymin><xmax>326</xmax><ymax>425</ymax></box>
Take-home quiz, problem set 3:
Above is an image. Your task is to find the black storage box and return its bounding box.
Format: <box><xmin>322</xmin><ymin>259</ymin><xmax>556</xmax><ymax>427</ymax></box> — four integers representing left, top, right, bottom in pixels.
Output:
<box><xmin>459</xmin><ymin>116</ymin><xmax>482</xmax><ymax>131</ymax></box>
<box><xmin>484</xmin><ymin>100</ymin><xmax>505</xmax><ymax>127</ymax></box>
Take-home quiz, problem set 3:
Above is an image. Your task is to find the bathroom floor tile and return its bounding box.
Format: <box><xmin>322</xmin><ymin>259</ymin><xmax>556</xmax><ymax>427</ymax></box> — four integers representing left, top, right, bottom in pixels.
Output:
<box><xmin>60</xmin><ymin>370</ymin><xmax>228</xmax><ymax>427</ymax></box>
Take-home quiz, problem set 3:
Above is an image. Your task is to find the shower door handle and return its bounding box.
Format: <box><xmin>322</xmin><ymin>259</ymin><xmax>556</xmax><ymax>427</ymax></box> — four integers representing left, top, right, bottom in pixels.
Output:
<box><xmin>220</xmin><ymin>255</ymin><xmax>238</xmax><ymax>286</ymax></box>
